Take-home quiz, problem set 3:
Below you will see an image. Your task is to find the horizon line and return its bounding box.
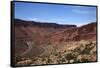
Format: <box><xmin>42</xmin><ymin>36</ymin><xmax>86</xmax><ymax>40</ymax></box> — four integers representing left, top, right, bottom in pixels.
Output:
<box><xmin>14</xmin><ymin>18</ymin><xmax>96</xmax><ymax>27</ymax></box>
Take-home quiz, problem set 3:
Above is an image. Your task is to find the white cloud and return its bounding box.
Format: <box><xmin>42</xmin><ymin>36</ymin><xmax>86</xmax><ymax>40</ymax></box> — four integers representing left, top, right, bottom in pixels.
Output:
<box><xmin>28</xmin><ymin>17</ymin><xmax>40</xmax><ymax>21</ymax></box>
<box><xmin>70</xmin><ymin>6</ymin><xmax>84</xmax><ymax>8</ymax></box>
<box><xmin>73</xmin><ymin>9</ymin><xmax>90</xmax><ymax>14</ymax></box>
<box><xmin>32</xmin><ymin>18</ymin><xmax>39</xmax><ymax>21</ymax></box>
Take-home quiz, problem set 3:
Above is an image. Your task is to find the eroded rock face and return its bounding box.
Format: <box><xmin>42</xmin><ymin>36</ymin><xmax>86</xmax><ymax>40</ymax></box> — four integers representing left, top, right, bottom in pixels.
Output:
<box><xmin>15</xmin><ymin>19</ymin><xmax>96</xmax><ymax>45</ymax></box>
<box><xmin>14</xmin><ymin>19</ymin><xmax>97</xmax><ymax>65</ymax></box>
<box><xmin>48</xmin><ymin>23</ymin><xmax>96</xmax><ymax>45</ymax></box>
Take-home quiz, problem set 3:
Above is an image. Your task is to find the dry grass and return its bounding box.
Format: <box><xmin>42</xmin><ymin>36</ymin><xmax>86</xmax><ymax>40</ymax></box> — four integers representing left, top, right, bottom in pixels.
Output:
<box><xmin>15</xmin><ymin>41</ymin><xmax>97</xmax><ymax>66</ymax></box>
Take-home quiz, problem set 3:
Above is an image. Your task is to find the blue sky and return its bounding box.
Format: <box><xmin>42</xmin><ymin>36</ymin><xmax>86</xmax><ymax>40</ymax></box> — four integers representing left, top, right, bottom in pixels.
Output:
<box><xmin>14</xmin><ymin>2</ymin><xmax>97</xmax><ymax>26</ymax></box>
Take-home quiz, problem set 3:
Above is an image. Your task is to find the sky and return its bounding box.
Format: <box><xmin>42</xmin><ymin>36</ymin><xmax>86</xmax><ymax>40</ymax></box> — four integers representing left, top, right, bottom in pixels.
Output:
<box><xmin>14</xmin><ymin>2</ymin><xmax>97</xmax><ymax>26</ymax></box>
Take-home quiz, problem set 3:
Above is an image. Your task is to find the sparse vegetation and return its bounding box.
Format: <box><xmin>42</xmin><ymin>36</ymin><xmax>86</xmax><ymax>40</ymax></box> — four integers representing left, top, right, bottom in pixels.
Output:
<box><xmin>16</xmin><ymin>41</ymin><xmax>97</xmax><ymax>66</ymax></box>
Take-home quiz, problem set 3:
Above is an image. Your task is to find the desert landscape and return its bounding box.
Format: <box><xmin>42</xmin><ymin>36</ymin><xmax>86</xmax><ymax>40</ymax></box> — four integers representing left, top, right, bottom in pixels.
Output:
<box><xmin>14</xmin><ymin>19</ymin><xmax>97</xmax><ymax>66</ymax></box>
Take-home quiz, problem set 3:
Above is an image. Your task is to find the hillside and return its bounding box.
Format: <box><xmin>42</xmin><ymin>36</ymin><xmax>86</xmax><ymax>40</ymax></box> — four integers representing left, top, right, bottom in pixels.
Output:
<box><xmin>15</xmin><ymin>19</ymin><xmax>96</xmax><ymax>45</ymax></box>
<box><xmin>14</xmin><ymin>19</ymin><xmax>97</xmax><ymax>66</ymax></box>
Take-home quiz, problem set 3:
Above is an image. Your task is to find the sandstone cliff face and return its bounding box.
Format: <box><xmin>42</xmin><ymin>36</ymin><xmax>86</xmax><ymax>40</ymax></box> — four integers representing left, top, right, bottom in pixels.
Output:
<box><xmin>78</xmin><ymin>22</ymin><xmax>96</xmax><ymax>41</ymax></box>
<box><xmin>50</xmin><ymin>22</ymin><xmax>96</xmax><ymax>44</ymax></box>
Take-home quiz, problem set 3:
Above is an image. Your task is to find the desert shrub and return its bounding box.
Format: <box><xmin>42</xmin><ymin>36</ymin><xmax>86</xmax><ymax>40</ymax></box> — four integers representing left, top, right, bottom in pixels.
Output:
<box><xmin>93</xmin><ymin>51</ymin><xmax>96</xmax><ymax>55</ymax></box>
<box><xmin>60</xmin><ymin>58</ymin><xmax>66</xmax><ymax>62</ymax></box>
<box><xmin>54</xmin><ymin>53</ymin><xmax>58</xmax><ymax>56</ymax></box>
<box><xmin>31</xmin><ymin>58</ymin><xmax>38</xmax><ymax>63</ymax></box>
<box><xmin>80</xmin><ymin>43</ymin><xmax>95</xmax><ymax>54</ymax></box>
<box><xmin>85</xmin><ymin>43</ymin><xmax>94</xmax><ymax>50</ymax></box>
<box><xmin>46</xmin><ymin>58</ymin><xmax>52</xmax><ymax>64</ymax></box>
<box><xmin>72</xmin><ymin>44</ymin><xmax>84</xmax><ymax>53</ymax></box>
<box><xmin>56</xmin><ymin>59</ymin><xmax>62</xmax><ymax>64</ymax></box>
<box><xmin>76</xmin><ymin>55</ymin><xmax>91</xmax><ymax>63</ymax></box>
<box><xmin>64</xmin><ymin>52</ymin><xmax>77</xmax><ymax>63</ymax></box>
<box><xmin>64</xmin><ymin>50</ymin><xmax>67</xmax><ymax>53</ymax></box>
<box><xmin>57</xmin><ymin>53</ymin><xmax>62</xmax><ymax>58</ymax></box>
<box><xmin>73</xmin><ymin>46</ymin><xmax>81</xmax><ymax>52</ymax></box>
<box><xmin>81</xmin><ymin>58</ymin><xmax>89</xmax><ymax>62</ymax></box>
<box><xmin>41</xmin><ymin>58</ymin><xmax>46</xmax><ymax>62</ymax></box>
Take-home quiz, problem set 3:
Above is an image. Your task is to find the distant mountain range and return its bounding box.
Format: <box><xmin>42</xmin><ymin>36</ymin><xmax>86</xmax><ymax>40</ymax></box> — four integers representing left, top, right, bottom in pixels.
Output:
<box><xmin>15</xmin><ymin>19</ymin><xmax>77</xmax><ymax>28</ymax></box>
